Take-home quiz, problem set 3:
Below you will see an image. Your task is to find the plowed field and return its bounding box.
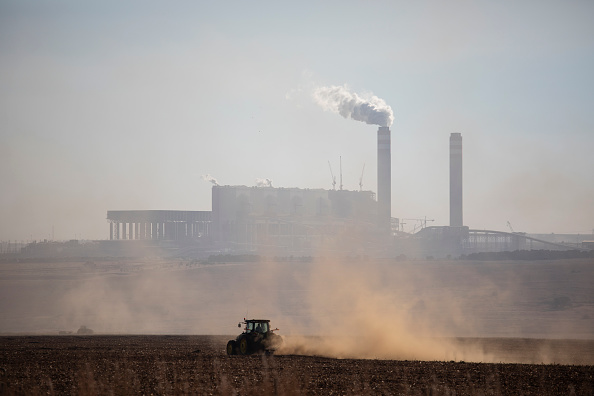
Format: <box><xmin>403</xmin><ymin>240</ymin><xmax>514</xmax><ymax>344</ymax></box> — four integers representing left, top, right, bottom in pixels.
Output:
<box><xmin>1</xmin><ymin>335</ymin><xmax>592</xmax><ymax>395</ymax></box>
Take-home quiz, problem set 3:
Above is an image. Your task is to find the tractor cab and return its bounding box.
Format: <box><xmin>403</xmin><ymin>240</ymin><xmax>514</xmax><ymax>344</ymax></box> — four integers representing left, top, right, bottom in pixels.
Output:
<box><xmin>243</xmin><ymin>319</ymin><xmax>270</xmax><ymax>334</ymax></box>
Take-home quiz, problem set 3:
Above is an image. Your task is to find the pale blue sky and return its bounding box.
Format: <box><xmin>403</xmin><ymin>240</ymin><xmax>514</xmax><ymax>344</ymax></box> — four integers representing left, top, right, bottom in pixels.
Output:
<box><xmin>1</xmin><ymin>1</ymin><xmax>593</xmax><ymax>240</ymax></box>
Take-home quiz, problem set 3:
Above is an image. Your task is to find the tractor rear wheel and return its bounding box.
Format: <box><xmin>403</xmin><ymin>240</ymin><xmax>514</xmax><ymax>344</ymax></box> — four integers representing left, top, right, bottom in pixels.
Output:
<box><xmin>239</xmin><ymin>337</ymin><xmax>249</xmax><ymax>355</ymax></box>
<box><xmin>226</xmin><ymin>340</ymin><xmax>236</xmax><ymax>355</ymax></box>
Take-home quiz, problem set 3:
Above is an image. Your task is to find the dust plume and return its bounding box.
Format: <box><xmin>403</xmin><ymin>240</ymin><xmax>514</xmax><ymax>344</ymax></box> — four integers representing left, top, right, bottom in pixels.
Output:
<box><xmin>275</xmin><ymin>258</ymin><xmax>491</xmax><ymax>362</ymax></box>
<box><xmin>2</xmin><ymin>257</ymin><xmax>592</xmax><ymax>364</ymax></box>
<box><xmin>313</xmin><ymin>85</ymin><xmax>394</xmax><ymax>127</ymax></box>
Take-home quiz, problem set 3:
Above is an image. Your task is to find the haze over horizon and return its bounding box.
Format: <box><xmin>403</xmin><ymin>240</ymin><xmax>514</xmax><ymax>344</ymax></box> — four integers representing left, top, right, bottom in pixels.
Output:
<box><xmin>2</xmin><ymin>1</ymin><xmax>593</xmax><ymax>241</ymax></box>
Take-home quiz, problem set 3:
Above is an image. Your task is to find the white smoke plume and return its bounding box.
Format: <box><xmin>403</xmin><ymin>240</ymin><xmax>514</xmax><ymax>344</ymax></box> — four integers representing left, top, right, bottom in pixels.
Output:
<box><xmin>256</xmin><ymin>178</ymin><xmax>273</xmax><ymax>187</ymax></box>
<box><xmin>313</xmin><ymin>85</ymin><xmax>394</xmax><ymax>127</ymax></box>
<box><xmin>201</xmin><ymin>174</ymin><xmax>219</xmax><ymax>186</ymax></box>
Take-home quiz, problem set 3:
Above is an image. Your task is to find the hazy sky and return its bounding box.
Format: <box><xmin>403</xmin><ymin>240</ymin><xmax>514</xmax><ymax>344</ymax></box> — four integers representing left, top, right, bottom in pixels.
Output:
<box><xmin>1</xmin><ymin>1</ymin><xmax>593</xmax><ymax>241</ymax></box>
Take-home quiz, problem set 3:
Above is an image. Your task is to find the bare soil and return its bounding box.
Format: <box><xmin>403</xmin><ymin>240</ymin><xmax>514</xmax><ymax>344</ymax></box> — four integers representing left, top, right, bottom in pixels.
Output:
<box><xmin>1</xmin><ymin>335</ymin><xmax>592</xmax><ymax>395</ymax></box>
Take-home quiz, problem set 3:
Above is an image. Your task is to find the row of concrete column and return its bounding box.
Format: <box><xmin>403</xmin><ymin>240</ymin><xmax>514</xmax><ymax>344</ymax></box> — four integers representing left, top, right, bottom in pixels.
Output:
<box><xmin>109</xmin><ymin>222</ymin><xmax>210</xmax><ymax>240</ymax></box>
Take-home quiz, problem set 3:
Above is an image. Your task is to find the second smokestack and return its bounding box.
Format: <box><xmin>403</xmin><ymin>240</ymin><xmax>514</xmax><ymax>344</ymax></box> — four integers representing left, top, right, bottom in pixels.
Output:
<box><xmin>450</xmin><ymin>132</ymin><xmax>463</xmax><ymax>227</ymax></box>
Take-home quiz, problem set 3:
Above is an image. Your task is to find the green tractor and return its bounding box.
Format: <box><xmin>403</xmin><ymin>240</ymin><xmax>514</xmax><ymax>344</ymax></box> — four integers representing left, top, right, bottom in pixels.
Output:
<box><xmin>226</xmin><ymin>319</ymin><xmax>283</xmax><ymax>355</ymax></box>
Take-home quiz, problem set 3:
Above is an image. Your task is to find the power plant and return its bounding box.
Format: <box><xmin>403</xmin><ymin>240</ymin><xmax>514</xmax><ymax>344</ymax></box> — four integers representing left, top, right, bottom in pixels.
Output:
<box><xmin>105</xmin><ymin>123</ymin><xmax>397</xmax><ymax>254</ymax></box>
<box><xmin>7</xmin><ymin>87</ymin><xmax>589</xmax><ymax>258</ymax></box>
<box><xmin>98</xmin><ymin>128</ymin><xmax>591</xmax><ymax>259</ymax></box>
<box><xmin>105</xmin><ymin>124</ymin><xmax>396</xmax><ymax>255</ymax></box>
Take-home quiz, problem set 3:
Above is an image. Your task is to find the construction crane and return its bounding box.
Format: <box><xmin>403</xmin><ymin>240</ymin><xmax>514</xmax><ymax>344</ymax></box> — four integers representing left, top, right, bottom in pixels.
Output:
<box><xmin>507</xmin><ymin>221</ymin><xmax>514</xmax><ymax>233</ymax></box>
<box><xmin>328</xmin><ymin>161</ymin><xmax>336</xmax><ymax>190</ymax></box>
<box><xmin>339</xmin><ymin>156</ymin><xmax>343</xmax><ymax>191</ymax></box>
<box><xmin>402</xmin><ymin>217</ymin><xmax>435</xmax><ymax>233</ymax></box>
<box><xmin>358</xmin><ymin>163</ymin><xmax>366</xmax><ymax>191</ymax></box>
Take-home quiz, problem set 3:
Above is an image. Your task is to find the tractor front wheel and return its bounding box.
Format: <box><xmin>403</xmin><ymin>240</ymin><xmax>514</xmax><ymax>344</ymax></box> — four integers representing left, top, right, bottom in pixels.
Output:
<box><xmin>239</xmin><ymin>337</ymin><xmax>249</xmax><ymax>355</ymax></box>
<box><xmin>226</xmin><ymin>340</ymin><xmax>236</xmax><ymax>355</ymax></box>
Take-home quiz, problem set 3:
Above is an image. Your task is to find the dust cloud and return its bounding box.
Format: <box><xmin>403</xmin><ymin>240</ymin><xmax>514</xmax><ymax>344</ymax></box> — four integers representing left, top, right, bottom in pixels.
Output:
<box><xmin>50</xmin><ymin>258</ymin><xmax>492</xmax><ymax>361</ymax></box>
<box><xmin>274</xmin><ymin>258</ymin><xmax>492</xmax><ymax>362</ymax></box>
<box><xmin>1</xmin><ymin>257</ymin><xmax>593</xmax><ymax>364</ymax></box>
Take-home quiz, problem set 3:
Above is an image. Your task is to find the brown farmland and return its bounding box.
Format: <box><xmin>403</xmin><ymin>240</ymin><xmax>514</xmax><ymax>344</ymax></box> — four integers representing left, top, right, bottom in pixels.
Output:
<box><xmin>1</xmin><ymin>335</ymin><xmax>593</xmax><ymax>395</ymax></box>
<box><xmin>0</xmin><ymin>257</ymin><xmax>593</xmax><ymax>394</ymax></box>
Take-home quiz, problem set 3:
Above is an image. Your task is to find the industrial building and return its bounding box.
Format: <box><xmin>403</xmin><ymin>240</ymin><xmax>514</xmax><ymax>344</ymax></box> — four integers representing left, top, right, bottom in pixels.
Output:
<box><xmin>103</xmin><ymin>127</ymin><xmax>589</xmax><ymax>258</ymax></box>
<box><xmin>107</xmin><ymin>186</ymin><xmax>381</xmax><ymax>254</ymax></box>
<box><xmin>3</xmin><ymin>114</ymin><xmax>588</xmax><ymax>260</ymax></box>
<box><xmin>212</xmin><ymin>185</ymin><xmax>378</xmax><ymax>253</ymax></box>
<box><xmin>106</xmin><ymin>126</ymin><xmax>395</xmax><ymax>255</ymax></box>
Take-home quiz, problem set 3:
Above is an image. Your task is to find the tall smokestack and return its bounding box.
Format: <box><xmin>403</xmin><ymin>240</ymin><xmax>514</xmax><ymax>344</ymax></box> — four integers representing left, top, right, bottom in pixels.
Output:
<box><xmin>450</xmin><ymin>133</ymin><xmax>463</xmax><ymax>227</ymax></box>
<box><xmin>378</xmin><ymin>126</ymin><xmax>391</xmax><ymax>231</ymax></box>
<box><xmin>311</xmin><ymin>84</ymin><xmax>394</xmax><ymax>231</ymax></box>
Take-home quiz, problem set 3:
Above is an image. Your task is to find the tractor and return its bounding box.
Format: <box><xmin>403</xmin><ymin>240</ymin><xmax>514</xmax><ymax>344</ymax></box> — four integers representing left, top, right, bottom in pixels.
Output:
<box><xmin>226</xmin><ymin>319</ymin><xmax>283</xmax><ymax>355</ymax></box>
